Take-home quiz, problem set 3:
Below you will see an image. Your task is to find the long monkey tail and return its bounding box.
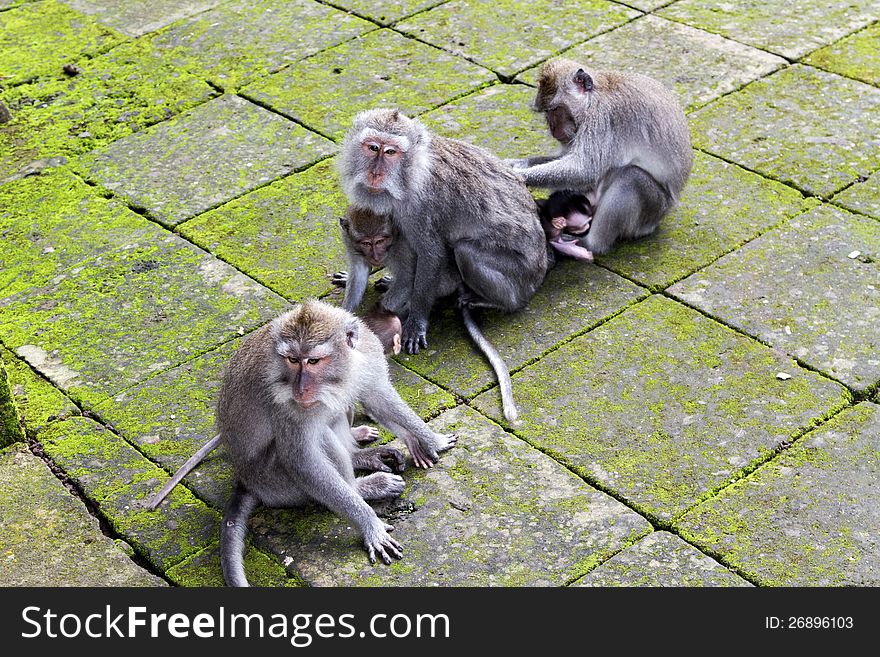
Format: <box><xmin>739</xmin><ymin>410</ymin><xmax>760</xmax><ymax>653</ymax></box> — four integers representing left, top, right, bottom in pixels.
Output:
<box><xmin>148</xmin><ymin>434</ymin><xmax>223</xmax><ymax>510</ymax></box>
<box><xmin>220</xmin><ymin>484</ymin><xmax>260</xmax><ymax>587</ymax></box>
<box><xmin>460</xmin><ymin>306</ymin><xmax>518</xmax><ymax>422</ymax></box>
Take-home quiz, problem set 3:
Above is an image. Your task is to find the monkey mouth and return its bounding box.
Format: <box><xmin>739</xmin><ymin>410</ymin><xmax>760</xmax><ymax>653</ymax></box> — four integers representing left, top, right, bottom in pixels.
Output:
<box><xmin>294</xmin><ymin>397</ymin><xmax>320</xmax><ymax>409</ymax></box>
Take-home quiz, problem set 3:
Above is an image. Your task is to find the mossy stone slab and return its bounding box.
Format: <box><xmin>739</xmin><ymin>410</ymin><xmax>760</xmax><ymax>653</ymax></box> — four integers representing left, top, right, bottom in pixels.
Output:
<box><xmin>147</xmin><ymin>0</ymin><xmax>374</xmax><ymax>91</ymax></box>
<box><xmin>61</xmin><ymin>1</ymin><xmax>223</xmax><ymax>37</ymax></box>
<box><xmin>241</xmin><ymin>29</ymin><xmax>496</xmax><ymax>141</ymax></box>
<box><xmin>804</xmin><ymin>23</ymin><xmax>880</xmax><ymax>88</ymax></box>
<box><xmin>832</xmin><ymin>171</ymin><xmax>880</xmax><ymax>220</ymax></box>
<box><xmin>670</xmin><ymin>205</ymin><xmax>880</xmax><ymax>393</ymax></box>
<box><xmin>658</xmin><ymin>0</ymin><xmax>879</xmax><ymax>60</ymax></box>
<box><xmin>166</xmin><ymin>542</ymin><xmax>300</xmax><ymax>587</ymax></box>
<box><xmin>598</xmin><ymin>151</ymin><xmax>816</xmax><ymax>291</ymax></box>
<box><xmin>78</xmin><ymin>94</ymin><xmax>336</xmax><ymax>227</ymax></box>
<box><xmin>676</xmin><ymin>402</ymin><xmax>880</xmax><ymax>586</ymax></box>
<box><xmin>178</xmin><ymin>159</ymin><xmax>348</xmax><ymax>301</ymax></box>
<box><xmin>0</xmin><ymin>361</ymin><xmax>24</xmax><ymax>448</ymax></box>
<box><xmin>420</xmin><ymin>83</ymin><xmax>554</xmax><ymax>159</ymax></box>
<box><xmin>518</xmin><ymin>15</ymin><xmax>785</xmax><ymax>112</ymax></box>
<box><xmin>573</xmin><ymin>531</ymin><xmax>751</xmax><ymax>587</ymax></box>
<box><xmin>472</xmin><ymin>296</ymin><xmax>850</xmax><ymax>521</ymax></box>
<box><xmin>2</xmin><ymin>347</ymin><xmax>79</xmax><ymax>438</ymax></box>
<box><xmin>328</xmin><ymin>0</ymin><xmax>445</xmax><ymax>25</ymax></box>
<box><xmin>396</xmin><ymin>0</ymin><xmax>639</xmax><ymax>78</ymax></box>
<box><xmin>251</xmin><ymin>405</ymin><xmax>651</xmax><ymax>586</ymax></box>
<box><xmin>397</xmin><ymin>260</ymin><xmax>647</xmax><ymax>401</ymax></box>
<box><xmin>0</xmin><ymin>0</ymin><xmax>122</xmax><ymax>86</ymax></box>
<box><xmin>0</xmin><ymin>39</ymin><xmax>217</xmax><ymax>180</ymax></box>
<box><xmin>0</xmin><ymin>442</ymin><xmax>166</xmax><ymax>586</ymax></box>
<box><xmin>38</xmin><ymin>416</ymin><xmax>219</xmax><ymax>571</ymax></box>
<box><xmin>0</xmin><ymin>224</ymin><xmax>290</xmax><ymax>409</ymax></box>
<box><xmin>689</xmin><ymin>65</ymin><xmax>880</xmax><ymax>198</ymax></box>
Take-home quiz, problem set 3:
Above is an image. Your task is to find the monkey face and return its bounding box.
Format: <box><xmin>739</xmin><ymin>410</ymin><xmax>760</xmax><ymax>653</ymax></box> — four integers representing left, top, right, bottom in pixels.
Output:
<box><xmin>356</xmin><ymin>234</ymin><xmax>392</xmax><ymax>266</ymax></box>
<box><xmin>545</xmin><ymin>105</ymin><xmax>577</xmax><ymax>144</ymax></box>
<box><xmin>361</xmin><ymin>138</ymin><xmax>403</xmax><ymax>192</ymax></box>
<box><xmin>283</xmin><ymin>349</ymin><xmax>334</xmax><ymax>409</ymax></box>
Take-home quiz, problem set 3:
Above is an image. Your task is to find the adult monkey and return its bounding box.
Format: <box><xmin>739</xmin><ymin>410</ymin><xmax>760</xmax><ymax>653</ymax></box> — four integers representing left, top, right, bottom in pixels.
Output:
<box><xmin>508</xmin><ymin>59</ymin><xmax>692</xmax><ymax>256</ymax></box>
<box><xmin>339</xmin><ymin>108</ymin><xmax>550</xmax><ymax>359</ymax></box>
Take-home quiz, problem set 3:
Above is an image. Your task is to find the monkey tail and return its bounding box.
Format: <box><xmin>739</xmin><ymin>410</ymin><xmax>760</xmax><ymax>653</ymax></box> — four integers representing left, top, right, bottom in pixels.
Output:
<box><xmin>148</xmin><ymin>434</ymin><xmax>223</xmax><ymax>510</ymax></box>
<box><xmin>220</xmin><ymin>484</ymin><xmax>260</xmax><ymax>587</ymax></box>
<box><xmin>460</xmin><ymin>306</ymin><xmax>518</xmax><ymax>422</ymax></box>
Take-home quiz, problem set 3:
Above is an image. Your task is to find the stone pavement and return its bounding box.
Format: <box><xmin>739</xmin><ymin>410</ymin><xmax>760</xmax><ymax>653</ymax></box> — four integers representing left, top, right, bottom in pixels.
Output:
<box><xmin>1</xmin><ymin>0</ymin><xmax>877</xmax><ymax>587</ymax></box>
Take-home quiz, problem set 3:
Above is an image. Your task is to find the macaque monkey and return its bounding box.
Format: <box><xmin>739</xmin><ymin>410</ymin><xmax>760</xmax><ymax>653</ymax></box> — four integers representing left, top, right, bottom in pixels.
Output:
<box><xmin>362</xmin><ymin>303</ymin><xmax>402</xmax><ymax>356</ymax></box>
<box><xmin>218</xmin><ymin>300</ymin><xmax>455</xmax><ymax>585</ymax></box>
<box><xmin>508</xmin><ymin>59</ymin><xmax>692</xmax><ymax>255</ymax></box>
<box><xmin>332</xmin><ymin>206</ymin><xmax>398</xmax><ymax>313</ymax></box>
<box><xmin>536</xmin><ymin>190</ymin><xmax>595</xmax><ymax>262</ymax></box>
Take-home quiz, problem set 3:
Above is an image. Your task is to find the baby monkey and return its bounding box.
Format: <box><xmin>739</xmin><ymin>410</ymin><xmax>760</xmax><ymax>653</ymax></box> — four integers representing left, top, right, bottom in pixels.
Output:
<box><xmin>536</xmin><ymin>190</ymin><xmax>595</xmax><ymax>262</ymax></box>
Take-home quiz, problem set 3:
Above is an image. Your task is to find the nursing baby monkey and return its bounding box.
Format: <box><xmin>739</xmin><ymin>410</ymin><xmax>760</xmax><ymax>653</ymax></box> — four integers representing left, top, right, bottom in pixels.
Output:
<box><xmin>508</xmin><ymin>59</ymin><xmax>692</xmax><ymax>256</ymax></box>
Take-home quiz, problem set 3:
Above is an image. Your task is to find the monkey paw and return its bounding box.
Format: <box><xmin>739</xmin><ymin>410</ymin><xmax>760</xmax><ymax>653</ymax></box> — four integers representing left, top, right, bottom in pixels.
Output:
<box><xmin>356</xmin><ymin>471</ymin><xmax>405</xmax><ymax>500</ymax></box>
<box><xmin>374</xmin><ymin>275</ymin><xmax>393</xmax><ymax>292</ymax></box>
<box><xmin>352</xmin><ymin>446</ymin><xmax>406</xmax><ymax>474</ymax></box>
<box><xmin>364</xmin><ymin>523</ymin><xmax>403</xmax><ymax>565</ymax></box>
<box><xmin>401</xmin><ymin>317</ymin><xmax>428</xmax><ymax>354</ymax></box>
<box><xmin>503</xmin><ymin>157</ymin><xmax>528</xmax><ymax>170</ymax></box>
<box><xmin>408</xmin><ymin>433</ymin><xmax>457</xmax><ymax>469</ymax></box>
<box><xmin>351</xmin><ymin>424</ymin><xmax>380</xmax><ymax>444</ymax></box>
<box><xmin>330</xmin><ymin>270</ymin><xmax>348</xmax><ymax>288</ymax></box>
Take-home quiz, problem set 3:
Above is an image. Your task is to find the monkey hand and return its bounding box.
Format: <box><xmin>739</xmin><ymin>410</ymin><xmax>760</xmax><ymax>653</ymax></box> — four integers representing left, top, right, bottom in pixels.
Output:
<box><xmin>351</xmin><ymin>424</ymin><xmax>380</xmax><ymax>444</ymax></box>
<box><xmin>374</xmin><ymin>275</ymin><xmax>393</xmax><ymax>292</ymax></box>
<box><xmin>352</xmin><ymin>446</ymin><xmax>407</xmax><ymax>473</ymax></box>
<box><xmin>364</xmin><ymin>522</ymin><xmax>403</xmax><ymax>565</ymax></box>
<box><xmin>330</xmin><ymin>270</ymin><xmax>348</xmax><ymax>288</ymax></box>
<box><xmin>408</xmin><ymin>433</ymin><xmax>457</xmax><ymax>469</ymax></box>
<box><xmin>401</xmin><ymin>317</ymin><xmax>428</xmax><ymax>354</ymax></box>
<box><xmin>503</xmin><ymin>157</ymin><xmax>528</xmax><ymax>170</ymax></box>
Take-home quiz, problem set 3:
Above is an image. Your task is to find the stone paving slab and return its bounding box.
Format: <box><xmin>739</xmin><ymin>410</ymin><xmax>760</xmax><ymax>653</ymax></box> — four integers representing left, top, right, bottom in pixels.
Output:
<box><xmin>330</xmin><ymin>0</ymin><xmax>446</xmax><ymax>26</ymax></box>
<box><xmin>252</xmin><ymin>405</ymin><xmax>651</xmax><ymax>586</ymax></box>
<box><xmin>241</xmin><ymin>29</ymin><xmax>496</xmax><ymax>142</ymax></box>
<box><xmin>0</xmin><ymin>361</ymin><xmax>24</xmax><ymax>448</ymax></box>
<box><xmin>598</xmin><ymin>151</ymin><xmax>817</xmax><ymax>291</ymax></box>
<box><xmin>0</xmin><ymin>39</ymin><xmax>217</xmax><ymax>180</ymax></box>
<box><xmin>166</xmin><ymin>542</ymin><xmax>298</xmax><ymax>587</ymax></box>
<box><xmin>518</xmin><ymin>15</ymin><xmax>786</xmax><ymax>112</ymax></box>
<box><xmin>178</xmin><ymin>159</ymin><xmax>348</xmax><ymax>301</ymax></box>
<box><xmin>472</xmin><ymin>295</ymin><xmax>850</xmax><ymax>521</ymax></box>
<box><xmin>573</xmin><ymin>531</ymin><xmax>752</xmax><ymax>587</ymax></box>
<box><xmin>0</xmin><ymin>0</ymin><xmax>122</xmax><ymax>86</ymax></box>
<box><xmin>62</xmin><ymin>0</ymin><xmax>223</xmax><ymax>37</ymax></box>
<box><xmin>78</xmin><ymin>94</ymin><xmax>335</xmax><ymax>227</ymax></box>
<box><xmin>689</xmin><ymin>65</ymin><xmax>880</xmax><ymax>198</ymax></box>
<box><xmin>39</xmin><ymin>416</ymin><xmax>219</xmax><ymax>571</ymax></box>
<box><xmin>658</xmin><ymin>0</ymin><xmax>880</xmax><ymax>60</ymax></box>
<box><xmin>803</xmin><ymin>22</ymin><xmax>880</xmax><ymax>89</ymax></box>
<box><xmin>0</xmin><ymin>220</ymin><xmax>290</xmax><ymax>409</ymax></box>
<box><xmin>396</xmin><ymin>0</ymin><xmax>639</xmax><ymax>78</ymax></box>
<box><xmin>832</xmin><ymin>171</ymin><xmax>880</xmax><ymax>220</ymax></box>
<box><xmin>676</xmin><ymin>402</ymin><xmax>880</xmax><ymax>586</ymax></box>
<box><xmin>670</xmin><ymin>204</ymin><xmax>880</xmax><ymax>393</ymax></box>
<box><xmin>2</xmin><ymin>347</ymin><xmax>79</xmax><ymax>439</ymax></box>
<box><xmin>397</xmin><ymin>259</ymin><xmax>647</xmax><ymax>400</ymax></box>
<box><xmin>0</xmin><ymin>442</ymin><xmax>165</xmax><ymax>586</ymax></box>
<box><xmin>147</xmin><ymin>0</ymin><xmax>375</xmax><ymax>91</ymax></box>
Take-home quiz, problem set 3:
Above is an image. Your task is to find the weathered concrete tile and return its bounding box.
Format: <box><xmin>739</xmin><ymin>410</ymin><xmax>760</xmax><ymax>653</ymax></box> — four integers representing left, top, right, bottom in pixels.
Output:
<box><xmin>670</xmin><ymin>205</ymin><xmax>880</xmax><ymax>393</ymax></box>
<box><xmin>0</xmin><ymin>0</ymin><xmax>122</xmax><ymax>86</ymax></box>
<box><xmin>0</xmin><ymin>361</ymin><xmax>24</xmax><ymax>448</ymax></box>
<box><xmin>396</xmin><ymin>0</ymin><xmax>639</xmax><ymax>77</ymax></box>
<box><xmin>620</xmin><ymin>0</ymin><xmax>671</xmax><ymax>10</ymax></box>
<box><xmin>148</xmin><ymin>0</ymin><xmax>374</xmax><ymax>90</ymax></box>
<box><xmin>677</xmin><ymin>402</ymin><xmax>880</xmax><ymax>586</ymax></box>
<box><xmin>689</xmin><ymin>65</ymin><xmax>880</xmax><ymax>198</ymax></box>
<box><xmin>252</xmin><ymin>405</ymin><xmax>651</xmax><ymax>586</ymax></box>
<box><xmin>166</xmin><ymin>542</ymin><xmax>300</xmax><ymax>587</ymax></box>
<box><xmin>241</xmin><ymin>29</ymin><xmax>495</xmax><ymax>141</ymax></box>
<box><xmin>832</xmin><ymin>171</ymin><xmax>880</xmax><ymax>220</ymax></box>
<box><xmin>804</xmin><ymin>23</ymin><xmax>880</xmax><ymax>88</ymax></box>
<box><xmin>598</xmin><ymin>151</ymin><xmax>817</xmax><ymax>291</ymax></box>
<box><xmin>38</xmin><ymin>416</ymin><xmax>219</xmax><ymax>571</ymax></box>
<box><xmin>2</xmin><ymin>347</ymin><xmax>79</xmax><ymax>439</ymax></box>
<box><xmin>178</xmin><ymin>159</ymin><xmax>347</xmax><ymax>301</ymax></box>
<box><xmin>420</xmin><ymin>83</ymin><xmax>556</xmax><ymax>159</ymax></box>
<box><xmin>329</xmin><ymin>0</ymin><xmax>445</xmax><ymax>25</ymax></box>
<box><xmin>0</xmin><ymin>39</ymin><xmax>217</xmax><ymax>180</ymax></box>
<box><xmin>472</xmin><ymin>296</ymin><xmax>850</xmax><ymax>520</ymax></box>
<box><xmin>78</xmin><ymin>94</ymin><xmax>335</xmax><ymax>226</ymax></box>
<box><xmin>573</xmin><ymin>531</ymin><xmax>751</xmax><ymax>587</ymax></box>
<box><xmin>0</xmin><ymin>223</ymin><xmax>290</xmax><ymax>408</ymax></box>
<box><xmin>0</xmin><ymin>443</ymin><xmax>166</xmax><ymax>586</ymax></box>
<box><xmin>61</xmin><ymin>0</ymin><xmax>223</xmax><ymax>37</ymax></box>
<box><xmin>397</xmin><ymin>259</ymin><xmax>647</xmax><ymax>401</ymax></box>
<box><xmin>658</xmin><ymin>0</ymin><xmax>879</xmax><ymax>60</ymax></box>
<box><xmin>518</xmin><ymin>15</ymin><xmax>785</xmax><ymax>112</ymax></box>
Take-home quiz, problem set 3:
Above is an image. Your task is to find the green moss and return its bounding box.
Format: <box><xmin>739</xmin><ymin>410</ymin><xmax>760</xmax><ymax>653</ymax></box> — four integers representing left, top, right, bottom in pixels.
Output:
<box><xmin>804</xmin><ymin>23</ymin><xmax>880</xmax><ymax>87</ymax></box>
<box><xmin>166</xmin><ymin>542</ymin><xmax>303</xmax><ymax>587</ymax></box>
<box><xmin>1</xmin><ymin>346</ymin><xmax>79</xmax><ymax>437</ymax></box>
<box><xmin>0</xmin><ymin>360</ymin><xmax>25</xmax><ymax>447</ymax></box>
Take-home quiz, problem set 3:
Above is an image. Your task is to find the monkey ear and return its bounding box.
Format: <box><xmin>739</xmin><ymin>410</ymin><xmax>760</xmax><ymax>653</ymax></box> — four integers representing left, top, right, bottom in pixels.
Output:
<box><xmin>345</xmin><ymin>318</ymin><xmax>359</xmax><ymax>349</ymax></box>
<box><xmin>574</xmin><ymin>69</ymin><xmax>593</xmax><ymax>93</ymax></box>
<box><xmin>339</xmin><ymin>216</ymin><xmax>349</xmax><ymax>230</ymax></box>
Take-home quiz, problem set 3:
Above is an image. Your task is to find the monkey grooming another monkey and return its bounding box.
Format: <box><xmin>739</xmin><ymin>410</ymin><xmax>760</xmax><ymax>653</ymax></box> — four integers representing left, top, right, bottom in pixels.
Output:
<box><xmin>218</xmin><ymin>300</ymin><xmax>455</xmax><ymax>586</ymax></box>
<box><xmin>508</xmin><ymin>59</ymin><xmax>692</xmax><ymax>256</ymax></box>
<box><xmin>536</xmin><ymin>190</ymin><xmax>595</xmax><ymax>262</ymax></box>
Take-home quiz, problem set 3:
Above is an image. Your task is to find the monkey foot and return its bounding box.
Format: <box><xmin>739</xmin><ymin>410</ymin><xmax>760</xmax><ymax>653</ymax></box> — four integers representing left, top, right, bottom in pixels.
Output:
<box><xmin>330</xmin><ymin>270</ymin><xmax>348</xmax><ymax>287</ymax></box>
<box><xmin>351</xmin><ymin>424</ymin><xmax>380</xmax><ymax>444</ymax></box>
<box><xmin>551</xmin><ymin>239</ymin><xmax>594</xmax><ymax>262</ymax></box>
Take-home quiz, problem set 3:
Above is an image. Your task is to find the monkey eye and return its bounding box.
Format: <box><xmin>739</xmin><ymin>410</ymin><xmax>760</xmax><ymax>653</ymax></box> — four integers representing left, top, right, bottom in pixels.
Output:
<box><xmin>368</xmin><ymin>143</ymin><xmax>380</xmax><ymax>152</ymax></box>
<box><xmin>384</xmin><ymin>147</ymin><xmax>397</xmax><ymax>156</ymax></box>
<box><xmin>287</xmin><ymin>356</ymin><xmax>300</xmax><ymax>364</ymax></box>
<box><xmin>307</xmin><ymin>358</ymin><xmax>320</xmax><ymax>365</ymax></box>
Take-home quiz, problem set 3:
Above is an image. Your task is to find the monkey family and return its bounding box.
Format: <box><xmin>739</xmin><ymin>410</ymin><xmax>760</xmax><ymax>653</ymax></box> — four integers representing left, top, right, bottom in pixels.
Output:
<box><xmin>150</xmin><ymin>58</ymin><xmax>691</xmax><ymax>586</ymax></box>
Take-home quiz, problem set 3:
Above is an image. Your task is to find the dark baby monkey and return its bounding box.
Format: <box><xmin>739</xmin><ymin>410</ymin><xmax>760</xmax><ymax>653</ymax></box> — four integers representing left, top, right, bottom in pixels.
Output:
<box><xmin>536</xmin><ymin>190</ymin><xmax>595</xmax><ymax>262</ymax></box>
